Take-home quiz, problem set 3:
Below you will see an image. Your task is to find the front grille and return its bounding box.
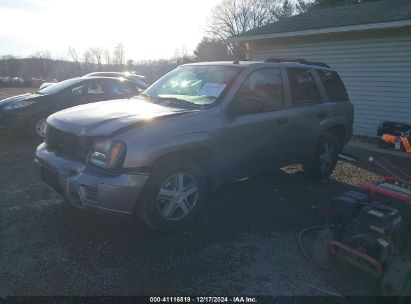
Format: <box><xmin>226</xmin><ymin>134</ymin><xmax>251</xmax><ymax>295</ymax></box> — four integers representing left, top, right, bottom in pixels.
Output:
<box><xmin>81</xmin><ymin>184</ymin><xmax>98</xmax><ymax>203</ymax></box>
<box><xmin>45</xmin><ymin>126</ymin><xmax>90</xmax><ymax>161</ymax></box>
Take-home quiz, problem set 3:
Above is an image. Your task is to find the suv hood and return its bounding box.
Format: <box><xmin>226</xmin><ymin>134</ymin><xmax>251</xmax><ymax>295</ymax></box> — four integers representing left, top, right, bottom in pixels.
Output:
<box><xmin>47</xmin><ymin>97</ymin><xmax>195</xmax><ymax>136</ymax></box>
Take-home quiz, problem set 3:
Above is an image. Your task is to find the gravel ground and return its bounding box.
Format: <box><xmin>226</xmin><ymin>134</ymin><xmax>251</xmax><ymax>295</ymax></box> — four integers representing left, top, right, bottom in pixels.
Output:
<box><xmin>0</xmin><ymin>132</ymin><xmax>410</xmax><ymax>296</ymax></box>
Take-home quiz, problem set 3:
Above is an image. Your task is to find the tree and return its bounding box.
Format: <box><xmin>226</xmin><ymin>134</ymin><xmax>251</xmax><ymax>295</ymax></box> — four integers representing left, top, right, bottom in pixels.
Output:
<box><xmin>67</xmin><ymin>46</ymin><xmax>82</xmax><ymax>74</ymax></box>
<box><xmin>113</xmin><ymin>43</ymin><xmax>125</xmax><ymax>68</ymax></box>
<box><xmin>82</xmin><ymin>48</ymin><xmax>95</xmax><ymax>73</ymax></box>
<box><xmin>172</xmin><ymin>46</ymin><xmax>192</xmax><ymax>65</ymax></box>
<box><xmin>194</xmin><ymin>37</ymin><xmax>231</xmax><ymax>61</ymax></box>
<box><xmin>207</xmin><ymin>0</ymin><xmax>305</xmax><ymax>59</ymax></box>
<box><xmin>91</xmin><ymin>47</ymin><xmax>103</xmax><ymax>70</ymax></box>
<box><xmin>0</xmin><ymin>55</ymin><xmax>21</xmax><ymax>77</ymax></box>
<box><xmin>103</xmin><ymin>48</ymin><xmax>112</xmax><ymax>66</ymax></box>
<box><xmin>30</xmin><ymin>50</ymin><xmax>54</xmax><ymax>78</ymax></box>
<box><xmin>127</xmin><ymin>59</ymin><xmax>134</xmax><ymax>71</ymax></box>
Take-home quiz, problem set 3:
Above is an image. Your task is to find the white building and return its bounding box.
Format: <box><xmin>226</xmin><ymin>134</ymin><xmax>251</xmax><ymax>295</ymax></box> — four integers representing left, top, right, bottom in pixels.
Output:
<box><xmin>232</xmin><ymin>0</ymin><xmax>411</xmax><ymax>136</ymax></box>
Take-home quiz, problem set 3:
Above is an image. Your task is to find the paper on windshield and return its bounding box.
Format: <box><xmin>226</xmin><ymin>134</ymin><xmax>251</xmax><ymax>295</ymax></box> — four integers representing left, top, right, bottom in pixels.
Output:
<box><xmin>199</xmin><ymin>83</ymin><xmax>226</xmax><ymax>97</ymax></box>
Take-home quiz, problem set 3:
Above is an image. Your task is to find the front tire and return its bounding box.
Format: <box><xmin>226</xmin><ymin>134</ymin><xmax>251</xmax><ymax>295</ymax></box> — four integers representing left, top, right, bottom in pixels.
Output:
<box><xmin>136</xmin><ymin>159</ymin><xmax>207</xmax><ymax>232</ymax></box>
<box><xmin>304</xmin><ymin>132</ymin><xmax>340</xmax><ymax>179</ymax></box>
<box><xmin>29</xmin><ymin>113</ymin><xmax>49</xmax><ymax>138</ymax></box>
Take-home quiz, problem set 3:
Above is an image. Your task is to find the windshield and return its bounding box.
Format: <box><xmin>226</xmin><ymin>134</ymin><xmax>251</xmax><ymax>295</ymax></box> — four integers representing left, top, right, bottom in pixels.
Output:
<box><xmin>143</xmin><ymin>65</ymin><xmax>242</xmax><ymax>107</ymax></box>
<box><xmin>37</xmin><ymin>78</ymin><xmax>81</xmax><ymax>95</ymax></box>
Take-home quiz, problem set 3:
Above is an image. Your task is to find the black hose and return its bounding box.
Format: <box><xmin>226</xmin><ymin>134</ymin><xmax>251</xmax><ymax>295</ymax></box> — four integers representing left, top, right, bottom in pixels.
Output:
<box><xmin>298</xmin><ymin>209</ymin><xmax>346</xmax><ymax>297</ymax></box>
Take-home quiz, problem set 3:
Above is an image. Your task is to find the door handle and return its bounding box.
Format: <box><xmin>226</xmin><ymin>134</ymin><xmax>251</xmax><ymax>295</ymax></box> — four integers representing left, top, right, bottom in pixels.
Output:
<box><xmin>277</xmin><ymin>117</ymin><xmax>289</xmax><ymax>125</ymax></box>
<box><xmin>317</xmin><ymin>111</ymin><xmax>328</xmax><ymax>118</ymax></box>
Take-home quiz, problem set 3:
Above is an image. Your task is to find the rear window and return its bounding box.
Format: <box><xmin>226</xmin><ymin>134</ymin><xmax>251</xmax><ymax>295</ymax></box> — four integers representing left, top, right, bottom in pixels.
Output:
<box><xmin>318</xmin><ymin>70</ymin><xmax>348</xmax><ymax>102</ymax></box>
<box><xmin>287</xmin><ymin>68</ymin><xmax>321</xmax><ymax>106</ymax></box>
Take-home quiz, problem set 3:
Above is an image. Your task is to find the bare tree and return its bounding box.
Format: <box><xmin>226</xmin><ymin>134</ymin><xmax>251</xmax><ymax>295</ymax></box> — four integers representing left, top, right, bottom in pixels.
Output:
<box><xmin>126</xmin><ymin>59</ymin><xmax>135</xmax><ymax>72</ymax></box>
<box><xmin>113</xmin><ymin>43</ymin><xmax>125</xmax><ymax>69</ymax></box>
<box><xmin>172</xmin><ymin>46</ymin><xmax>192</xmax><ymax>65</ymax></box>
<box><xmin>103</xmin><ymin>49</ymin><xmax>112</xmax><ymax>67</ymax></box>
<box><xmin>30</xmin><ymin>50</ymin><xmax>55</xmax><ymax>79</ymax></box>
<box><xmin>207</xmin><ymin>0</ymin><xmax>305</xmax><ymax>58</ymax></box>
<box><xmin>0</xmin><ymin>55</ymin><xmax>22</xmax><ymax>77</ymax></box>
<box><xmin>82</xmin><ymin>48</ymin><xmax>95</xmax><ymax>73</ymax></box>
<box><xmin>67</xmin><ymin>46</ymin><xmax>82</xmax><ymax>74</ymax></box>
<box><xmin>91</xmin><ymin>47</ymin><xmax>103</xmax><ymax>71</ymax></box>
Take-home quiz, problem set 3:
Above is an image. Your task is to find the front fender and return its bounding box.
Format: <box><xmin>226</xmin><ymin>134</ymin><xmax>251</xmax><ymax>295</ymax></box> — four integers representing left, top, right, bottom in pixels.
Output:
<box><xmin>122</xmin><ymin>131</ymin><xmax>212</xmax><ymax>169</ymax></box>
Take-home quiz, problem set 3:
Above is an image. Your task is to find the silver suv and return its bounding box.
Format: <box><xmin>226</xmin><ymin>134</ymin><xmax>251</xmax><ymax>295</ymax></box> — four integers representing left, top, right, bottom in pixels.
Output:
<box><xmin>35</xmin><ymin>59</ymin><xmax>353</xmax><ymax>231</ymax></box>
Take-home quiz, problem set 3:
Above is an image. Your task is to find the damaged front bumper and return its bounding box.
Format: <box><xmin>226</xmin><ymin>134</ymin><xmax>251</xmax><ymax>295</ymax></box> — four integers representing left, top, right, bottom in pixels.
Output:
<box><xmin>34</xmin><ymin>143</ymin><xmax>149</xmax><ymax>216</ymax></box>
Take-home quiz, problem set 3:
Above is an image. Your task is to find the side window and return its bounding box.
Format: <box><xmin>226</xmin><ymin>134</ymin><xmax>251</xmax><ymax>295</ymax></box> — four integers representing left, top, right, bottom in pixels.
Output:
<box><xmin>87</xmin><ymin>81</ymin><xmax>105</xmax><ymax>96</ymax></box>
<box><xmin>318</xmin><ymin>70</ymin><xmax>348</xmax><ymax>102</ymax></box>
<box><xmin>69</xmin><ymin>84</ymin><xmax>87</xmax><ymax>96</ymax></box>
<box><xmin>234</xmin><ymin>68</ymin><xmax>284</xmax><ymax>115</ymax></box>
<box><xmin>110</xmin><ymin>81</ymin><xmax>137</xmax><ymax>97</ymax></box>
<box><xmin>287</xmin><ymin>68</ymin><xmax>321</xmax><ymax>106</ymax></box>
<box><xmin>123</xmin><ymin>82</ymin><xmax>142</xmax><ymax>95</ymax></box>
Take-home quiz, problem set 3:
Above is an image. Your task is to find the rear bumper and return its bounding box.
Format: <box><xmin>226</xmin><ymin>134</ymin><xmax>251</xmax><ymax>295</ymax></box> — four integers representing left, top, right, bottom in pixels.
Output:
<box><xmin>34</xmin><ymin>143</ymin><xmax>149</xmax><ymax>216</ymax></box>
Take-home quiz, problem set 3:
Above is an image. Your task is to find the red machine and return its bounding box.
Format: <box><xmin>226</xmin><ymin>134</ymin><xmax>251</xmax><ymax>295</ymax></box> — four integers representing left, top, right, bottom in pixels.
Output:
<box><xmin>312</xmin><ymin>156</ymin><xmax>411</xmax><ymax>297</ymax></box>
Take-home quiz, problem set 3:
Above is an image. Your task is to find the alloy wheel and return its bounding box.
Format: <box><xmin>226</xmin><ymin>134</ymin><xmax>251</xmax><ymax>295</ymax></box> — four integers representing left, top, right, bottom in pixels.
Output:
<box><xmin>156</xmin><ymin>172</ymin><xmax>199</xmax><ymax>221</ymax></box>
<box><xmin>319</xmin><ymin>141</ymin><xmax>336</xmax><ymax>172</ymax></box>
<box><xmin>35</xmin><ymin>118</ymin><xmax>47</xmax><ymax>138</ymax></box>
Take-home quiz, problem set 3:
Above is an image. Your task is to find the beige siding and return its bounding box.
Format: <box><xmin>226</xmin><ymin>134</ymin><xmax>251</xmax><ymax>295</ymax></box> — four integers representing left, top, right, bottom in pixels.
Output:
<box><xmin>248</xmin><ymin>30</ymin><xmax>411</xmax><ymax>136</ymax></box>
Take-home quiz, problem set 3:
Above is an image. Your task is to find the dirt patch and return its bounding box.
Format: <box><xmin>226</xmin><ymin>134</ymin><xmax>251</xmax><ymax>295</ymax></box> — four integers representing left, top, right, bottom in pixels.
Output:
<box><xmin>0</xmin><ymin>87</ymin><xmax>35</xmax><ymax>99</ymax></box>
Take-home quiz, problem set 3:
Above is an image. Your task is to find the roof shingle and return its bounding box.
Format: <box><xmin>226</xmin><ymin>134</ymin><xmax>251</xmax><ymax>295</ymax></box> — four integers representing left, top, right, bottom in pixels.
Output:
<box><xmin>235</xmin><ymin>0</ymin><xmax>411</xmax><ymax>38</ymax></box>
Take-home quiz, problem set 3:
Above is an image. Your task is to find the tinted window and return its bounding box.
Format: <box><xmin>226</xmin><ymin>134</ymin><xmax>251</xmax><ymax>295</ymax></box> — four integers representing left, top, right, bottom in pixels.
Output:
<box><xmin>287</xmin><ymin>68</ymin><xmax>321</xmax><ymax>106</ymax></box>
<box><xmin>87</xmin><ymin>81</ymin><xmax>105</xmax><ymax>95</ymax></box>
<box><xmin>69</xmin><ymin>83</ymin><xmax>87</xmax><ymax>96</ymax></box>
<box><xmin>318</xmin><ymin>70</ymin><xmax>348</xmax><ymax>102</ymax></box>
<box><xmin>234</xmin><ymin>68</ymin><xmax>284</xmax><ymax>115</ymax></box>
<box><xmin>38</xmin><ymin>78</ymin><xmax>81</xmax><ymax>95</ymax></box>
<box><xmin>108</xmin><ymin>80</ymin><xmax>138</xmax><ymax>97</ymax></box>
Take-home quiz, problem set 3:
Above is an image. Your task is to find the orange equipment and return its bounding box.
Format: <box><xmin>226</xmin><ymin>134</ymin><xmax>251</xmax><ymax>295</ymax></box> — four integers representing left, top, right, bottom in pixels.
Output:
<box><xmin>400</xmin><ymin>136</ymin><xmax>411</xmax><ymax>153</ymax></box>
<box><xmin>382</xmin><ymin>134</ymin><xmax>396</xmax><ymax>144</ymax></box>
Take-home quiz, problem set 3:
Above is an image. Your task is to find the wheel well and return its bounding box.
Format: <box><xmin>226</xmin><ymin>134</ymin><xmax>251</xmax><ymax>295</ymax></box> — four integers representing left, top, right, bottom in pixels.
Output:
<box><xmin>150</xmin><ymin>147</ymin><xmax>214</xmax><ymax>188</ymax></box>
<box><xmin>326</xmin><ymin>125</ymin><xmax>345</xmax><ymax>145</ymax></box>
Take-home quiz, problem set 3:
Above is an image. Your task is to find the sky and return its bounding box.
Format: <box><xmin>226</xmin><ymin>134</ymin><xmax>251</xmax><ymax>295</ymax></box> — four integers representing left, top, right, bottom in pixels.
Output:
<box><xmin>0</xmin><ymin>0</ymin><xmax>222</xmax><ymax>61</ymax></box>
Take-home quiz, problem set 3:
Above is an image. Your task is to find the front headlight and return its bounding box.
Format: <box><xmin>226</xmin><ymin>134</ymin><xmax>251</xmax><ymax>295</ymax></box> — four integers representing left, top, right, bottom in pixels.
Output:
<box><xmin>88</xmin><ymin>139</ymin><xmax>127</xmax><ymax>170</ymax></box>
<box><xmin>4</xmin><ymin>100</ymin><xmax>37</xmax><ymax>110</ymax></box>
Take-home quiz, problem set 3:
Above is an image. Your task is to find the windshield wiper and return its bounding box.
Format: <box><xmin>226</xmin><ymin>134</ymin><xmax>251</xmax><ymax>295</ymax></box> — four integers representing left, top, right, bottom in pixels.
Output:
<box><xmin>138</xmin><ymin>93</ymin><xmax>154</xmax><ymax>101</ymax></box>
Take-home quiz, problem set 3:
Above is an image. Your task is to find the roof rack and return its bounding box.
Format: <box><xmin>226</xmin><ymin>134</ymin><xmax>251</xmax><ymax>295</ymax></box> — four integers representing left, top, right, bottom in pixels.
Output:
<box><xmin>264</xmin><ymin>58</ymin><xmax>330</xmax><ymax>68</ymax></box>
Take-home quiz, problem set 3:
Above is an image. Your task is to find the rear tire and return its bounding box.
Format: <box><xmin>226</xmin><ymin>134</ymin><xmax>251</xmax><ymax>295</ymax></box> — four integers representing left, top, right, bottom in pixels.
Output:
<box><xmin>304</xmin><ymin>132</ymin><xmax>340</xmax><ymax>179</ymax></box>
<box><xmin>135</xmin><ymin>159</ymin><xmax>207</xmax><ymax>232</ymax></box>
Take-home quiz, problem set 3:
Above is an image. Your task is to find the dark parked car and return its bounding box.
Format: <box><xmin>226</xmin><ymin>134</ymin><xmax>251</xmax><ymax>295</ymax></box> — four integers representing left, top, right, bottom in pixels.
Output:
<box><xmin>0</xmin><ymin>76</ymin><xmax>141</xmax><ymax>138</ymax></box>
<box><xmin>35</xmin><ymin>59</ymin><xmax>353</xmax><ymax>231</ymax></box>
<box><xmin>83</xmin><ymin>72</ymin><xmax>149</xmax><ymax>91</ymax></box>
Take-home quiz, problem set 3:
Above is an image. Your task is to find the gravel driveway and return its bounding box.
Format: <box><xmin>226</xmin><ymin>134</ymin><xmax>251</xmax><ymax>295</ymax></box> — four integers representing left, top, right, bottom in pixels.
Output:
<box><xmin>0</xmin><ymin>134</ymin><xmax>409</xmax><ymax>296</ymax></box>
